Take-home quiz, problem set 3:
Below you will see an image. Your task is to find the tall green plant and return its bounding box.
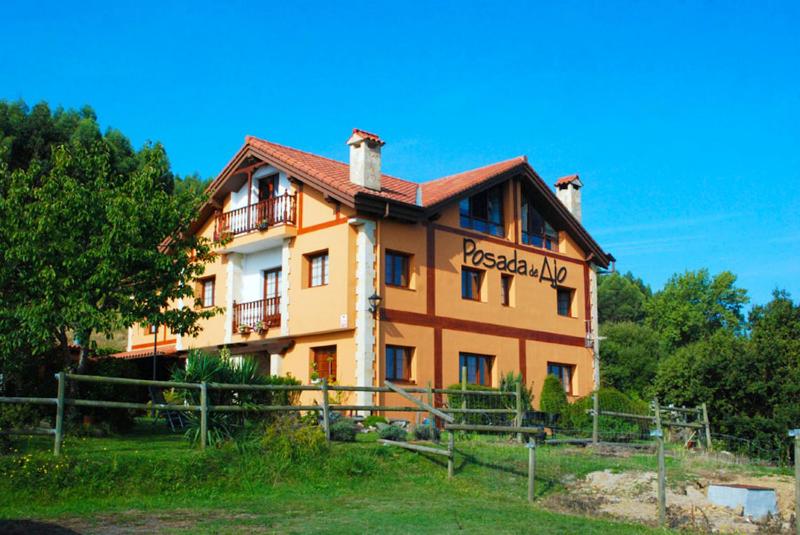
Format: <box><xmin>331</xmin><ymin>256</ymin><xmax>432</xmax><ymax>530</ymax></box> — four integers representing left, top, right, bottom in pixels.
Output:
<box><xmin>171</xmin><ymin>350</ymin><xmax>300</xmax><ymax>446</ymax></box>
<box><xmin>499</xmin><ymin>371</ymin><xmax>533</xmax><ymax>410</ymax></box>
<box><xmin>539</xmin><ymin>375</ymin><xmax>567</xmax><ymax>415</ymax></box>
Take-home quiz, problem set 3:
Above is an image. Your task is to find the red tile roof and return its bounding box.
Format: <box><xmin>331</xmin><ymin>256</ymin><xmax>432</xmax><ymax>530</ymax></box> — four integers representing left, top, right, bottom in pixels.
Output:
<box><xmin>555</xmin><ymin>174</ymin><xmax>580</xmax><ymax>187</ymax></box>
<box><xmin>110</xmin><ymin>345</ymin><xmax>179</xmax><ymax>360</ymax></box>
<box><xmin>247</xmin><ymin>136</ymin><xmax>418</xmax><ymax>204</ymax></box>
<box><xmin>350</xmin><ymin>128</ymin><xmax>384</xmax><ymax>145</ymax></box>
<box><xmin>420</xmin><ymin>156</ymin><xmax>527</xmax><ymax>207</ymax></box>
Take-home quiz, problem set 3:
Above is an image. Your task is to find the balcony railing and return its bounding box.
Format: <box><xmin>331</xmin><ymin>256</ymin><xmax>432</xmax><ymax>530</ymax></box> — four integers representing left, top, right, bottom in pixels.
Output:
<box><xmin>233</xmin><ymin>297</ymin><xmax>281</xmax><ymax>333</ymax></box>
<box><xmin>214</xmin><ymin>193</ymin><xmax>297</xmax><ymax>240</ymax></box>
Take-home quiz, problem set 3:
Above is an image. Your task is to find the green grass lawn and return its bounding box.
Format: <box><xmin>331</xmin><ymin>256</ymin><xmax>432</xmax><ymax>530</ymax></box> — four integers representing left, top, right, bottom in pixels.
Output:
<box><xmin>1</xmin><ymin>422</ymin><xmax>771</xmax><ymax>534</ymax></box>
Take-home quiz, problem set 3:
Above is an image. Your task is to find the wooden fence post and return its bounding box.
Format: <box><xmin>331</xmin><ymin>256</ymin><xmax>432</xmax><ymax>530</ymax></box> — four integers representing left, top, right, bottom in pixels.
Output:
<box><xmin>321</xmin><ymin>378</ymin><xmax>331</xmax><ymax>443</ymax></box>
<box><xmin>702</xmin><ymin>402</ymin><xmax>712</xmax><ymax>452</ymax></box>
<box><xmin>592</xmin><ymin>390</ymin><xmax>599</xmax><ymax>445</ymax></box>
<box><xmin>653</xmin><ymin>398</ymin><xmax>666</xmax><ymax>527</ymax></box>
<box><xmin>200</xmin><ymin>381</ymin><xmax>208</xmax><ymax>450</ymax></box>
<box><xmin>54</xmin><ymin>371</ymin><xmax>65</xmax><ymax>456</ymax></box>
<box><xmin>527</xmin><ymin>440</ymin><xmax>536</xmax><ymax>502</ymax></box>
<box><xmin>427</xmin><ymin>381</ymin><xmax>434</xmax><ymax>429</ymax></box>
<box><xmin>447</xmin><ymin>430</ymin><xmax>455</xmax><ymax>478</ymax></box>
<box><xmin>515</xmin><ymin>380</ymin><xmax>523</xmax><ymax>443</ymax></box>
<box><xmin>789</xmin><ymin>429</ymin><xmax>800</xmax><ymax>535</ymax></box>
<box><xmin>461</xmin><ymin>366</ymin><xmax>467</xmax><ymax>426</ymax></box>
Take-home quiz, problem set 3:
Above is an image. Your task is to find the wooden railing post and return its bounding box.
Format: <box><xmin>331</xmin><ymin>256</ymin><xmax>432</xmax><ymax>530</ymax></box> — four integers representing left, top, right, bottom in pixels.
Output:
<box><xmin>654</xmin><ymin>398</ymin><xmax>666</xmax><ymax>528</ymax></box>
<box><xmin>54</xmin><ymin>371</ymin><xmax>65</xmax><ymax>456</ymax></box>
<box><xmin>789</xmin><ymin>429</ymin><xmax>800</xmax><ymax>535</ymax></box>
<box><xmin>200</xmin><ymin>381</ymin><xmax>208</xmax><ymax>450</ymax></box>
<box><xmin>515</xmin><ymin>380</ymin><xmax>524</xmax><ymax>443</ymax></box>
<box><xmin>460</xmin><ymin>366</ymin><xmax>467</xmax><ymax>426</ymax></box>
<box><xmin>702</xmin><ymin>402</ymin><xmax>712</xmax><ymax>452</ymax></box>
<box><xmin>321</xmin><ymin>378</ymin><xmax>331</xmax><ymax>443</ymax></box>
<box><xmin>427</xmin><ymin>381</ymin><xmax>434</xmax><ymax>429</ymax></box>
<box><xmin>527</xmin><ymin>439</ymin><xmax>536</xmax><ymax>502</ymax></box>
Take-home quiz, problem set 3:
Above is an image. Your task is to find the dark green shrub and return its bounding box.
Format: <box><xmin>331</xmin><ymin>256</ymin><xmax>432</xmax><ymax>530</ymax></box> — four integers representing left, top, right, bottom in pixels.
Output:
<box><xmin>378</xmin><ymin>425</ymin><xmax>407</xmax><ymax>441</ymax></box>
<box><xmin>413</xmin><ymin>422</ymin><xmax>440</xmax><ymax>442</ymax></box>
<box><xmin>362</xmin><ymin>415</ymin><xmax>388</xmax><ymax>428</ymax></box>
<box><xmin>446</xmin><ymin>383</ymin><xmax>513</xmax><ymax>426</ymax></box>
<box><xmin>330</xmin><ymin>418</ymin><xmax>358</xmax><ymax>442</ymax></box>
<box><xmin>173</xmin><ymin>350</ymin><xmax>301</xmax><ymax>446</ymax></box>
<box><xmin>75</xmin><ymin>357</ymin><xmax>141</xmax><ymax>433</ymax></box>
<box><xmin>0</xmin><ymin>403</ymin><xmax>42</xmax><ymax>430</ymax></box>
<box><xmin>563</xmin><ymin>388</ymin><xmax>650</xmax><ymax>439</ymax></box>
<box><xmin>539</xmin><ymin>375</ymin><xmax>568</xmax><ymax>415</ymax></box>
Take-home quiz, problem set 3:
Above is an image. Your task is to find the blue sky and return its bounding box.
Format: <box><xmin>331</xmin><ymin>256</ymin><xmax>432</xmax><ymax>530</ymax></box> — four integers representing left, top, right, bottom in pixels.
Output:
<box><xmin>2</xmin><ymin>1</ymin><xmax>798</xmax><ymax>306</ymax></box>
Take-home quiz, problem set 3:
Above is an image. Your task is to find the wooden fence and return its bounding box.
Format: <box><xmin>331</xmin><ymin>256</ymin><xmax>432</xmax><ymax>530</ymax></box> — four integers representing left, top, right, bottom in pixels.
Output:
<box><xmin>0</xmin><ymin>371</ymin><xmax>521</xmax><ymax>455</ymax></box>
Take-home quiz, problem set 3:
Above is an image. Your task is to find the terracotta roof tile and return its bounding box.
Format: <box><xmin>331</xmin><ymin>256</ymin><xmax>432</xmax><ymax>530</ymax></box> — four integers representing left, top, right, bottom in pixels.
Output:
<box><xmin>109</xmin><ymin>345</ymin><xmax>179</xmax><ymax>360</ymax></box>
<box><xmin>350</xmin><ymin>128</ymin><xmax>384</xmax><ymax>145</ymax></box>
<box><xmin>555</xmin><ymin>174</ymin><xmax>580</xmax><ymax>186</ymax></box>
<box><xmin>247</xmin><ymin>136</ymin><xmax>418</xmax><ymax>204</ymax></box>
<box><xmin>420</xmin><ymin>156</ymin><xmax>527</xmax><ymax>207</ymax></box>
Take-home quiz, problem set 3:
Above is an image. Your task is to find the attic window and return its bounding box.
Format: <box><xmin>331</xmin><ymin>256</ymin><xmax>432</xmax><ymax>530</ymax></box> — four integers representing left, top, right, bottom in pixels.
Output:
<box><xmin>459</xmin><ymin>184</ymin><xmax>504</xmax><ymax>237</ymax></box>
<box><xmin>521</xmin><ymin>186</ymin><xmax>558</xmax><ymax>251</ymax></box>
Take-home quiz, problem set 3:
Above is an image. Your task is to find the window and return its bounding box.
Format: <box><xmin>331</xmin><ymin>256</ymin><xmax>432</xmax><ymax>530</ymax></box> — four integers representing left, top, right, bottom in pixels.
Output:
<box><xmin>461</xmin><ymin>267</ymin><xmax>484</xmax><ymax>301</ymax></box>
<box><xmin>385</xmin><ymin>251</ymin><xmax>410</xmax><ymax>288</ymax></box>
<box><xmin>258</xmin><ymin>174</ymin><xmax>279</xmax><ymax>201</ymax></box>
<box><xmin>547</xmin><ymin>363</ymin><xmax>574</xmax><ymax>394</ymax></box>
<box><xmin>521</xmin><ymin>186</ymin><xmax>558</xmax><ymax>250</ymax></box>
<box><xmin>312</xmin><ymin>346</ymin><xmax>337</xmax><ymax>381</ymax></box>
<box><xmin>459</xmin><ymin>183</ymin><xmax>504</xmax><ymax>237</ymax></box>
<box><xmin>307</xmin><ymin>251</ymin><xmax>329</xmax><ymax>287</ymax></box>
<box><xmin>198</xmin><ymin>277</ymin><xmax>215</xmax><ymax>308</ymax></box>
<box><xmin>386</xmin><ymin>345</ymin><xmax>413</xmax><ymax>381</ymax></box>
<box><xmin>557</xmin><ymin>287</ymin><xmax>574</xmax><ymax>317</ymax></box>
<box><xmin>500</xmin><ymin>274</ymin><xmax>513</xmax><ymax>306</ymax></box>
<box><xmin>264</xmin><ymin>268</ymin><xmax>281</xmax><ymax>318</ymax></box>
<box><xmin>264</xmin><ymin>269</ymin><xmax>281</xmax><ymax>299</ymax></box>
<box><xmin>459</xmin><ymin>353</ymin><xmax>493</xmax><ymax>386</ymax></box>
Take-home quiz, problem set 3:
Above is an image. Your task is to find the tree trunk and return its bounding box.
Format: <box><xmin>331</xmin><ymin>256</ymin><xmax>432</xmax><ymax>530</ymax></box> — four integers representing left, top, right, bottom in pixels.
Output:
<box><xmin>76</xmin><ymin>330</ymin><xmax>91</xmax><ymax>375</ymax></box>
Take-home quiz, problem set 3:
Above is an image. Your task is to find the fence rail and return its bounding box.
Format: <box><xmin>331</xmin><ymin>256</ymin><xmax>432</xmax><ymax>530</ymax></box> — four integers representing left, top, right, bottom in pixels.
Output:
<box><xmin>0</xmin><ymin>372</ymin><xmax>520</xmax><ymax>455</ymax></box>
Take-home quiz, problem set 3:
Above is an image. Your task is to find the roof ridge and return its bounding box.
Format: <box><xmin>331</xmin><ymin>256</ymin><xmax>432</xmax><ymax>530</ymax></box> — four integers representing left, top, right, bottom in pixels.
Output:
<box><xmin>421</xmin><ymin>156</ymin><xmax>527</xmax><ymax>186</ymax></box>
<box><xmin>246</xmin><ymin>135</ymin><xmax>414</xmax><ymax>184</ymax></box>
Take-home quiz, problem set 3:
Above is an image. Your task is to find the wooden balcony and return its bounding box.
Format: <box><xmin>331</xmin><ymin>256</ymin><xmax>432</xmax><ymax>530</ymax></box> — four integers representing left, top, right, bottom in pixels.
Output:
<box><xmin>233</xmin><ymin>297</ymin><xmax>281</xmax><ymax>333</ymax></box>
<box><xmin>214</xmin><ymin>193</ymin><xmax>297</xmax><ymax>241</ymax></box>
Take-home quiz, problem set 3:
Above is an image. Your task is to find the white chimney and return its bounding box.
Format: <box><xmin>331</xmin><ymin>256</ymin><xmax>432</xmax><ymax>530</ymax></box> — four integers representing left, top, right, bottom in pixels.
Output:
<box><xmin>347</xmin><ymin>129</ymin><xmax>384</xmax><ymax>191</ymax></box>
<box><xmin>555</xmin><ymin>175</ymin><xmax>583</xmax><ymax>222</ymax></box>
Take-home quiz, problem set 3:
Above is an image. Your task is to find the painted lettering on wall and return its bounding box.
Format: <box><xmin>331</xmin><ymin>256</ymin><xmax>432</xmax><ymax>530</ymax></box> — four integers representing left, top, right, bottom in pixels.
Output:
<box><xmin>462</xmin><ymin>238</ymin><xmax>567</xmax><ymax>288</ymax></box>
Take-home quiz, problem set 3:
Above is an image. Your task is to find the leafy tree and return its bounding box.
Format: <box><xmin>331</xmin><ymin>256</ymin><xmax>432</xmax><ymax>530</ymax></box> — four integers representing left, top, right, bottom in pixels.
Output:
<box><xmin>598</xmin><ymin>271</ymin><xmax>650</xmax><ymax>323</ymax></box>
<box><xmin>645</xmin><ymin>269</ymin><xmax>748</xmax><ymax>349</ymax></box>
<box><xmin>599</xmin><ymin>322</ymin><xmax>666</xmax><ymax>398</ymax></box>
<box><xmin>0</xmin><ymin>100</ymin><xmax>220</xmax><ymax>376</ymax></box>
<box><xmin>174</xmin><ymin>173</ymin><xmax>212</xmax><ymax>197</ymax></box>
<box><xmin>539</xmin><ymin>374</ymin><xmax>568</xmax><ymax>414</ymax></box>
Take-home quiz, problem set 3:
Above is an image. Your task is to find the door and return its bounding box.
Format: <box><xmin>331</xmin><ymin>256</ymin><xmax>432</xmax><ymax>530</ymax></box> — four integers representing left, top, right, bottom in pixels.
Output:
<box><xmin>312</xmin><ymin>346</ymin><xmax>337</xmax><ymax>381</ymax></box>
<box><xmin>264</xmin><ymin>268</ymin><xmax>281</xmax><ymax>322</ymax></box>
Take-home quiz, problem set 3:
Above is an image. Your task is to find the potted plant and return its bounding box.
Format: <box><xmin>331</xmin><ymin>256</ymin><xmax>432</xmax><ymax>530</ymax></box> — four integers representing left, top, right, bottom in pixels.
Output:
<box><xmin>255</xmin><ymin>320</ymin><xmax>268</xmax><ymax>335</ymax></box>
<box><xmin>257</xmin><ymin>220</ymin><xmax>270</xmax><ymax>231</ymax></box>
<box><xmin>237</xmin><ymin>324</ymin><xmax>251</xmax><ymax>335</ymax></box>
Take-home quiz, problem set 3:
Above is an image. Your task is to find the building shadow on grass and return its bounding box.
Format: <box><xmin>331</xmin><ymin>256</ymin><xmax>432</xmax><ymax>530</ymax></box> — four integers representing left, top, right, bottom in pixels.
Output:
<box><xmin>0</xmin><ymin>520</ymin><xmax>82</xmax><ymax>534</ymax></box>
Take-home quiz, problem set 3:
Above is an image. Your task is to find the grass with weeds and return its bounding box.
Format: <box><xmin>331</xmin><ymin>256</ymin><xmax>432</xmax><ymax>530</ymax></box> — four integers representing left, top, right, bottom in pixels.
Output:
<box><xmin>2</xmin><ymin>422</ymin><xmax>771</xmax><ymax>534</ymax></box>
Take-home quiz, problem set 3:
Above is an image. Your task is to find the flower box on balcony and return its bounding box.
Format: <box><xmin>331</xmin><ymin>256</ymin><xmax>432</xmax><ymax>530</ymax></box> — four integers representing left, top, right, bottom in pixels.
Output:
<box><xmin>237</xmin><ymin>324</ymin><xmax>252</xmax><ymax>335</ymax></box>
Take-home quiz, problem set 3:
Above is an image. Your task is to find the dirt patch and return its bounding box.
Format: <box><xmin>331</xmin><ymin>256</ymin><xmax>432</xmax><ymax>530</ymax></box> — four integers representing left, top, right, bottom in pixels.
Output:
<box><xmin>550</xmin><ymin>469</ymin><xmax>796</xmax><ymax>533</ymax></box>
<box><xmin>9</xmin><ymin>509</ymin><xmax>268</xmax><ymax>534</ymax></box>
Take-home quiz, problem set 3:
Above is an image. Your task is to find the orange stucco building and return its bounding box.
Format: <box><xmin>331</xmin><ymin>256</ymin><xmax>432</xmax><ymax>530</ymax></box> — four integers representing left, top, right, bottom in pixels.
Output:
<box><xmin>122</xmin><ymin>129</ymin><xmax>613</xmax><ymax>409</ymax></box>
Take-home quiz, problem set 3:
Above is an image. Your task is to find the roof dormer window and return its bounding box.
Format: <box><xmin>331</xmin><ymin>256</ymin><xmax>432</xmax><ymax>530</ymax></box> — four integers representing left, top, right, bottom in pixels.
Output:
<box><xmin>521</xmin><ymin>186</ymin><xmax>558</xmax><ymax>251</ymax></box>
<box><xmin>459</xmin><ymin>183</ymin><xmax>504</xmax><ymax>237</ymax></box>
